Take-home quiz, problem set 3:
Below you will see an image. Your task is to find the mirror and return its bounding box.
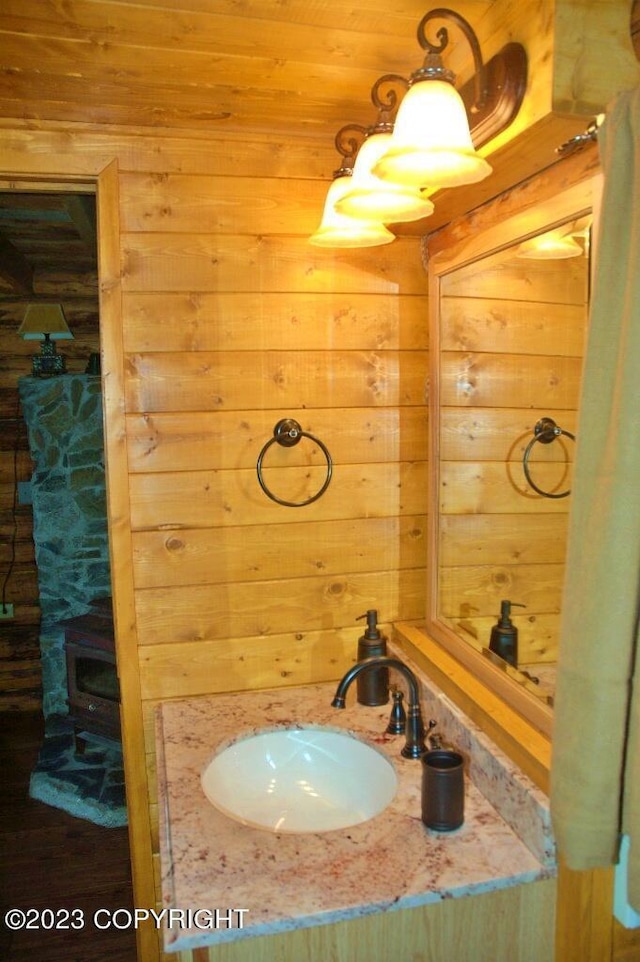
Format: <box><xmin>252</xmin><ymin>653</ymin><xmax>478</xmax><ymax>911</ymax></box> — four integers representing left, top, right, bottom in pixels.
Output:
<box><xmin>426</xmin><ymin>174</ymin><xmax>598</xmax><ymax>734</ymax></box>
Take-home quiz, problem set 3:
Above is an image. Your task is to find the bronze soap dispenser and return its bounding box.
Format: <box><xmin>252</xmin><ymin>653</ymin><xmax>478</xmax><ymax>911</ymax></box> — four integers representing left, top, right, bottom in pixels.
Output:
<box><xmin>356</xmin><ymin>610</ymin><xmax>389</xmax><ymax>706</ymax></box>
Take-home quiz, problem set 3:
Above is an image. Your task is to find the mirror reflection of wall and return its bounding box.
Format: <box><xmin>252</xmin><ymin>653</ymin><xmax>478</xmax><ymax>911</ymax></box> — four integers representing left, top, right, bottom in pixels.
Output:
<box><xmin>436</xmin><ymin>215</ymin><xmax>591</xmax><ymax>703</ymax></box>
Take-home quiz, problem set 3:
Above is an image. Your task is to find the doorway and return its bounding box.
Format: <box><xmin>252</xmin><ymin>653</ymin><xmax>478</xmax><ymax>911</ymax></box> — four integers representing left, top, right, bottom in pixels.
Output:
<box><xmin>0</xmin><ymin>187</ymin><xmax>102</xmax><ymax>712</ymax></box>
<box><xmin>0</xmin><ymin>179</ymin><xmax>135</xmax><ymax>959</ymax></box>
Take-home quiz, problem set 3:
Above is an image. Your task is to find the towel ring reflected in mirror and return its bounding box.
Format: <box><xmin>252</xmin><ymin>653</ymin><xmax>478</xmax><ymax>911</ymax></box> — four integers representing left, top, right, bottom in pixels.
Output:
<box><xmin>256</xmin><ymin>418</ymin><xmax>333</xmax><ymax>508</ymax></box>
<box><xmin>522</xmin><ymin>417</ymin><xmax>576</xmax><ymax>499</ymax></box>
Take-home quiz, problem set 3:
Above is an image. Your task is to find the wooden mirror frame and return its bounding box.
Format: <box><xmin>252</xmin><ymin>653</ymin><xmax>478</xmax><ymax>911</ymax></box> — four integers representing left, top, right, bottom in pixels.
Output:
<box><xmin>423</xmin><ymin>148</ymin><xmax>601</xmax><ymax>738</ymax></box>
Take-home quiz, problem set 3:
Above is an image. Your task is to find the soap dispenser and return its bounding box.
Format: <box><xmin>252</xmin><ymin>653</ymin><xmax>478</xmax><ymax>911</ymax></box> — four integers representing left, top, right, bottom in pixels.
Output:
<box><xmin>356</xmin><ymin>610</ymin><xmax>389</xmax><ymax>706</ymax></box>
<box><xmin>489</xmin><ymin>600</ymin><xmax>526</xmax><ymax>667</ymax></box>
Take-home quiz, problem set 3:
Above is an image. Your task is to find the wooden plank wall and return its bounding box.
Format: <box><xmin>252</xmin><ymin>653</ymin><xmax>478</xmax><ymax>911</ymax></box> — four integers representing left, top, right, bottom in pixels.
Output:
<box><xmin>119</xmin><ymin>172</ymin><xmax>430</xmax><ymax>705</ymax></box>
<box><xmin>0</xmin><ymin>266</ymin><xmax>99</xmax><ymax>710</ymax></box>
<box><xmin>119</xmin><ymin>171</ymin><xmax>430</xmax><ymax>935</ymax></box>
<box><xmin>437</xmin><ymin>243</ymin><xmax>588</xmax><ymax>665</ymax></box>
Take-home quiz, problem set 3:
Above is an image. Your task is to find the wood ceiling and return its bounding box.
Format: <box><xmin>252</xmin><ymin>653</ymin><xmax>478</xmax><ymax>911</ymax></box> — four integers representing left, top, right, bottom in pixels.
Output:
<box><xmin>0</xmin><ymin>193</ymin><xmax>97</xmax><ymax>297</ymax></box>
<box><xmin>0</xmin><ymin>0</ymin><xmax>495</xmax><ymax>142</ymax></box>
<box><xmin>0</xmin><ymin>0</ymin><xmax>495</xmax><ymax>293</ymax></box>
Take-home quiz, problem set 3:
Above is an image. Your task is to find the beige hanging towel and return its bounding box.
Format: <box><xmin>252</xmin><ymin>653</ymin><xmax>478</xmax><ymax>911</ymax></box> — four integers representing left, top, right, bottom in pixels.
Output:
<box><xmin>550</xmin><ymin>84</ymin><xmax>640</xmax><ymax>910</ymax></box>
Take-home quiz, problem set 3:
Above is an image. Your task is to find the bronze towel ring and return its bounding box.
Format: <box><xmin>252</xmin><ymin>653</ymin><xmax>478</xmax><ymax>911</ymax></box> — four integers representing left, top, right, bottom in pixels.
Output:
<box><xmin>256</xmin><ymin>418</ymin><xmax>333</xmax><ymax>507</ymax></box>
<box><xmin>522</xmin><ymin>417</ymin><xmax>575</xmax><ymax>499</ymax></box>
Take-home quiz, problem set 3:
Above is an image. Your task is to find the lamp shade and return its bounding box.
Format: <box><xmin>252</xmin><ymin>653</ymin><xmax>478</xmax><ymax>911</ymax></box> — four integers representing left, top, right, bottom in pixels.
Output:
<box><xmin>517</xmin><ymin>231</ymin><xmax>584</xmax><ymax>260</ymax></box>
<box><xmin>17</xmin><ymin>303</ymin><xmax>74</xmax><ymax>340</ymax></box>
<box><xmin>309</xmin><ymin>175</ymin><xmax>396</xmax><ymax>248</ymax></box>
<box><xmin>335</xmin><ymin>131</ymin><xmax>435</xmax><ymax>223</ymax></box>
<box><xmin>373</xmin><ymin>79</ymin><xmax>492</xmax><ymax>189</ymax></box>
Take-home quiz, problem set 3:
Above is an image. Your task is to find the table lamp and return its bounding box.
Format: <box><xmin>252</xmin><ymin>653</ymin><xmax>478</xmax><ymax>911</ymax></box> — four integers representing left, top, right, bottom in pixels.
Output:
<box><xmin>17</xmin><ymin>303</ymin><xmax>74</xmax><ymax>376</ymax></box>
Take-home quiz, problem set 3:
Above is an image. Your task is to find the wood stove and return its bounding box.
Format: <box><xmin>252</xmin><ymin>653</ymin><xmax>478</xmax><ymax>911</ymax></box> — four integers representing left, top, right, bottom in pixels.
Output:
<box><xmin>63</xmin><ymin>598</ymin><xmax>121</xmax><ymax>752</ymax></box>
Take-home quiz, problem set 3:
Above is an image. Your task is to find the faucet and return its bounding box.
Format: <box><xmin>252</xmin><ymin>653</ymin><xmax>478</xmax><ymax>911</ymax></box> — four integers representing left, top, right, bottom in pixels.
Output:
<box><xmin>331</xmin><ymin>656</ymin><xmax>427</xmax><ymax>758</ymax></box>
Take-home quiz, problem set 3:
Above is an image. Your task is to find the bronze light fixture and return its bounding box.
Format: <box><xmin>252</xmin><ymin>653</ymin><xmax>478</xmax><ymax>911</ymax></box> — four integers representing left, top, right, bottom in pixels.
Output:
<box><xmin>310</xmin><ymin>8</ymin><xmax>527</xmax><ymax>247</ymax></box>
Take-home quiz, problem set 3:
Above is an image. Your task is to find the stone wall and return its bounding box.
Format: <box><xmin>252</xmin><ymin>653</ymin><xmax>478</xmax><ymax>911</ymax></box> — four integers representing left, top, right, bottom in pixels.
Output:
<box><xmin>19</xmin><ymin>374</ymin><xmax>111</xmax><ymax>717</ymax></box>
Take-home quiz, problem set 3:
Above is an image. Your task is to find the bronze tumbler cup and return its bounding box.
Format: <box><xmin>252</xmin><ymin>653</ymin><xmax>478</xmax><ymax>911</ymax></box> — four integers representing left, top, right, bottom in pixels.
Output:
<box><xmin>421</xmin><ymin>749</ymin><xmax>465</xmax><ymax>831</ymax></box>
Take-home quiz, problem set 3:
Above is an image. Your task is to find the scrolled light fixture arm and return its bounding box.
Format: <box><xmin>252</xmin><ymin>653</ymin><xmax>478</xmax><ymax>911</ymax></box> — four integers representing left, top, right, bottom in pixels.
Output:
<box><xmin>414</xmin><ymin>8</ymin><xmax>488</xmax><ymax>111</ymax></box>
<box><xmin>369</xmin><ymin>73</ymin><xmax>408</xmax><ymax>131</ymax></box>
<box><xmin>333</xmin><ymin>123</ymin><xmax>368</xmax><ymax>174</ymax></box>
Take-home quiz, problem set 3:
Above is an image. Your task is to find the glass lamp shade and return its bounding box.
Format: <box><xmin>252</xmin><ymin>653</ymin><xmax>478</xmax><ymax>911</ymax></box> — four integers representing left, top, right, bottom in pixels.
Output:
<box><xmin>335</xmin><ymin>132</ymin><xmax>435</xmax><ymax>223</ymax></box>
<box><xmin>309</xmin><ymin>175</ymin><xmax>396</xmax><ymax>248</ymax></box>
<box><xmin>372</xmin><ymin>79</ymin><xmax>492</xmax><ymax>189</ymax></box>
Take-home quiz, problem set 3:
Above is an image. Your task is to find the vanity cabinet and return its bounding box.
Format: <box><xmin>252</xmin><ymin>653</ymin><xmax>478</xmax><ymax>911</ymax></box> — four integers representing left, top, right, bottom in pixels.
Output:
<box><xmin>156</xmin><ymin>664</ymin><xmax>556</xmax><ymax>962</ymax></box>
<box><xmin>173</xmin><ymin>883</ymin><xmax>555</xmax><ymax>962</ymax></box>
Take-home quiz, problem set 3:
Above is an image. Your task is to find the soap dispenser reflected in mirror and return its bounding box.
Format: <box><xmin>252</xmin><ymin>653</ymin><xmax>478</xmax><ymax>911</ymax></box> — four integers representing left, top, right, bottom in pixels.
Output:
<box><xmin>488</xmin><ymin>600</ymin><xmax>526</xmax><ymax>667</ymax></box>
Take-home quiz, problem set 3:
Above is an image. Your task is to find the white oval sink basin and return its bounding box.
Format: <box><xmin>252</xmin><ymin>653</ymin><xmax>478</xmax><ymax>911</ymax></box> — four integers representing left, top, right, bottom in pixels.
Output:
<box><xmin>201</xmin><ymin>726</ymin><xmax>397</xmax><ymax>834</ymax></box>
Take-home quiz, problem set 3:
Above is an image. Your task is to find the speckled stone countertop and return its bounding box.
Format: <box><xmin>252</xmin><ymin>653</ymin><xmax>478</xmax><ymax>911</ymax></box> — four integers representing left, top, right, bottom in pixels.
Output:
<box><xmin>156</xmin><ymin>652</ymin><xmax>556</xmax><ymax>954</ymax></box>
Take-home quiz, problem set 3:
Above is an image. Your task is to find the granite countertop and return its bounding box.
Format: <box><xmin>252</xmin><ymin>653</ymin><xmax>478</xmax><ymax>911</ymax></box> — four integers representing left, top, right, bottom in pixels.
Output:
<box><xmin>156</xmin><ymin>665</ymin><xmax>556</xmax><ymax>954</ymax></box>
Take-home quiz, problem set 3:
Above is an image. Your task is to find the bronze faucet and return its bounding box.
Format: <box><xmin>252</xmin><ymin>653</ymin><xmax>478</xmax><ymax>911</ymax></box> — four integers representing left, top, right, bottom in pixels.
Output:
<box><xmin>331</xmin><ymin>656</ymin><xmax>427</xmax><ymax>758</ymax></box>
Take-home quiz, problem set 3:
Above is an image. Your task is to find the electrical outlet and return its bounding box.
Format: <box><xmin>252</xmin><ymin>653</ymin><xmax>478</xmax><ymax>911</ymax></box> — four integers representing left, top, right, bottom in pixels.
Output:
<box><xmin>0</xmin><ymin>604</ymin><xmax>14</xmax><ymax>620</ymax></box>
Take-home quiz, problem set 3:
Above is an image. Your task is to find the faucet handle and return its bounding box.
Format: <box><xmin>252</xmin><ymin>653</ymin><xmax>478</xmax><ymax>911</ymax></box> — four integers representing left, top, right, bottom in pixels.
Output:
<box><xmin>386</xmin><ymin>686</ymin><xmax>406</xmax><ymax>734</ymax></box>
<box><xmin>426</xmin><ymin>718</ymin><xmax>443</xmax><ymax>750</ymax></box>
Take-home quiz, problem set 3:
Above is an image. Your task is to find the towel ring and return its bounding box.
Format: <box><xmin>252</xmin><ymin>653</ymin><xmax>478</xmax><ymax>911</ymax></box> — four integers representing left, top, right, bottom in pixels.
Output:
<box><xmin>256</xmin><ymin>418</ymin><xmax>333</xmax><ymax>507</ymax></box>
<box><xmin>522</xmin><ymin>417</ymin><xmax>575</xmax><ymax>499</ymax></box>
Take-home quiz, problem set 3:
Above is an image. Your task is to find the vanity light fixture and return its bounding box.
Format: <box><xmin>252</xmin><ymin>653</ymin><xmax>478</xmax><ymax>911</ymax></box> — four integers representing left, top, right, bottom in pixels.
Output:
<box><xmin>309</xmin><ymin>125</ymin><xmax>396</xmax><ymax>248</ymax></box>
<box><xmin>373</xmin><ymin>8</ymin><xmax>528</xmax><ymax>190</ymax></box>
<box><xmin>335</xmin><ymin>75</ymin><xmax>435</xmax><ymax>224</ymax></box>
<box><xmin>310</xmin><ymin>9</ymin><xmax>526</xmax><ymax>248</ymax></box>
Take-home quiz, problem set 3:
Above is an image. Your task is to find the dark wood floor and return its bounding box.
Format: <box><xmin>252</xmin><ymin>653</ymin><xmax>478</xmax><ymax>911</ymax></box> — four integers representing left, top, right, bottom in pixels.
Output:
<box><xmin>0</xmin><ymin>711</ymin><xmax>137</xmax><ymax>961</ymax></box>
